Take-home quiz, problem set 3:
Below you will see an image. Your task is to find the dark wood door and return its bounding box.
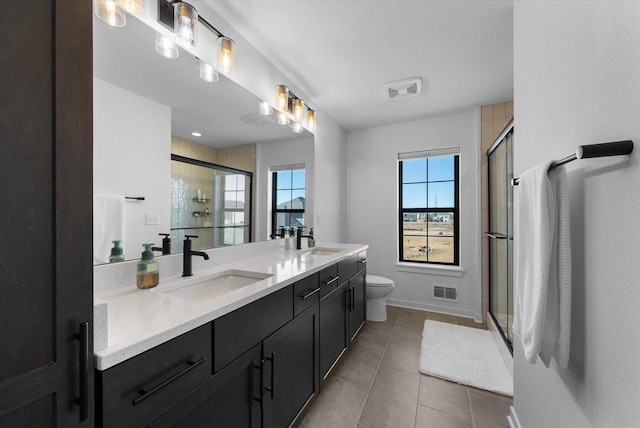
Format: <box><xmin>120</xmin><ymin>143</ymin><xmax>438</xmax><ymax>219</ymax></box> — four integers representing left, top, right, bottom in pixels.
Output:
<box><xmin>319</xmin><ymin>283</ymin><xmax>347</xmax><ymax>380</ymax></box>
<box><xmin>348</xmin><ymin>270</ymin><xmax>366</xmax><ymax>340</ymax></box>
<box><xmin>263</xmin><ymin>305</ymin><xmax>319</xmax><ymax>428</ymax></box>
<box><xmin>0</xmin><ymin>1</ymin><xmax>94</xmax><ymax>426</ymax></box>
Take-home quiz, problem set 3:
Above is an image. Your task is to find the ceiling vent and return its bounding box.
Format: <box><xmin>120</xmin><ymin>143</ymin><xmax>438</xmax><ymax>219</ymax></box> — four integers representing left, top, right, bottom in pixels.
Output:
<box><xmin>241</xmin><ymin>113</ymin><xmax>275</xmax><ymax>128</ymax></box>
<box><xmin>383</xmin><ymin>77</ymin><xmax>422</xmax><ymax>101</ymax></box>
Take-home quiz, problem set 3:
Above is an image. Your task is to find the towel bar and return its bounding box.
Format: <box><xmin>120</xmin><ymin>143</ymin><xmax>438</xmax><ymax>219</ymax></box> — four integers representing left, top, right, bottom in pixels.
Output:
<box><xmin>512</xmin><ymin>140</ymin><xmax>633</xmax><ymax>185</ymax></box>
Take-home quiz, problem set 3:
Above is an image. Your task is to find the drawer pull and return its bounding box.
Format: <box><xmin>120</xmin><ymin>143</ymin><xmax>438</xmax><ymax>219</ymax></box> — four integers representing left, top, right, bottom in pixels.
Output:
<box><xmin>323</xmin><ymin>275</ymin><xmax>340</xmax><ymax>286</ymax></box>
<box><xmin>265</xmin><ymin>352</ymin><xmax>276</xmax><ymax>399</ymax></box>
<box><xmin>132</xmin><ymin>357</ymin><xmax>206</xmax><ymax>406</ymax></box>
<box><xmin>359</xmin><ymin>258</ymin><xmax>368</xmax><ymax>264</ymax></box>
<box><xmin>73</xmin><ymin>322</ymin><xmax>90</xmax><ymax>421</ymax></box>
<box><xmin>301</xmin><ymin>287</ymin><xmax>320</xmax><ymax>300</ymax></box>
<box><xmin>350</xmin><ymin>286</ymin><xmax>355</xmax><ymax>310</ymax></box>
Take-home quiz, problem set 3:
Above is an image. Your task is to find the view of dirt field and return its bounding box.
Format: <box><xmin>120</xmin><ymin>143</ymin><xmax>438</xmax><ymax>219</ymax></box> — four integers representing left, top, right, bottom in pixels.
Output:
<box><xmin>402</xmin><ymin>220</ymin><xmax>454</xmax><ymax>263</ymax></box>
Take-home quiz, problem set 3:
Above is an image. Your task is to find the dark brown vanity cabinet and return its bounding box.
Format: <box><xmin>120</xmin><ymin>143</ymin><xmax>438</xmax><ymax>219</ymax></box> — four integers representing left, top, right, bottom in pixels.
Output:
<box><xmin>96</xmin><ymin>252</ymin><xmax>365</xmax><ymax>427</ymax></box>
<box><xmin>96</xmin><ymin>324</ymin><xmax>212</xmax><ymax>428</ymax></box>
<box><xmin>263</xmin><ymin>304</ymin><xmax>320</xmax><ymax>428</ymax></box>
<box><xmin>339</xmin><ymin>250</ymin><xmax>367</xmax><ymax>342</ymax></box>
<box><xmin>165</xmin><ymin>344</ymin><xmax>262</xmax><ymax>428</ymax></box>
<box><xmin>319</xmin><ymin>282</ymin><xmax>348</xmax><ymax>380</ymax></box>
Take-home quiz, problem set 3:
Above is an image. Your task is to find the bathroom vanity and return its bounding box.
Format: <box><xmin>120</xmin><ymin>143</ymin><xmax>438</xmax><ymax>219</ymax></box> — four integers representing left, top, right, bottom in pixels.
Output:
<box><xmin>94</xmin><ymin>242</ymin><xmax>367</xmax><ymax>428</ymax></box>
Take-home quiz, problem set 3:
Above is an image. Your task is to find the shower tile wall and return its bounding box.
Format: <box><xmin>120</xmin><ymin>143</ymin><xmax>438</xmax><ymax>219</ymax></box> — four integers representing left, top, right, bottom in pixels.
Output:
<box><xmin>480</xmin><ymin>102</ymin><xmax>513</xmax><ymax>323</ymax></box>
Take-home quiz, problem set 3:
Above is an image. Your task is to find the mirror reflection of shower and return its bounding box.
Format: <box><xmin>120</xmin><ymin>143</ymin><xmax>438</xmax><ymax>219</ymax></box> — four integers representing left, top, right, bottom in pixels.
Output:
<box><xmin>171</xmin><ymin>155</ymin><xmax>252</xmax><ymax>252</ymax></box>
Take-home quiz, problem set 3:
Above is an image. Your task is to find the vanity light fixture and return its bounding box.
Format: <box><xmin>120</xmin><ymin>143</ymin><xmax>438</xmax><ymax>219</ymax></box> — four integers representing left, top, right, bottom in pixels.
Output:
<box><xmin>275</xmin><ymin>85</ymin><xmax>289</xmax><ymax>113</ymax></box>
<box><xmin>217</xmin><ymin>37</ymin><xmax>235</xmax><ymax>74</ymax></box>
<box><xmin>306</xmin><ymin>109</ymin><xmax>317</xmax><ymax>132</ymax></box>
<box><xmin>94</xmin><ymin>0</ymin><xmax>126</xmax><ymax>27</ymax></box>
<box><xmin>292</xmin><ymin>98</ymin><xmax>305</xmax><ymax>123</ymax></box>
<box><xmin>259</xmin><ymin>101</ymin><xmax>273</xmax><ymax>116</ymax></box>
<box><xmin>277</xmin><ymin>112</ymin><xmax>290</xmax><ymax>126</ymax></box>
<box><xmin>275</xmin><ymin>84</ymin><xmax>318</xmax><ymax>132</ymax></box>
<box><xmin>191</xmin><ymin>132</ymin><xmax>202</xmax><ymax>137</ymax></box>
<box><xmin>292</xmin><ymin>122</ymin><xmax>304</xmax><ymax>134</ymax></box>
<box><xmin>174</xmin><ymin>2</ymin><xmax>198</xmax><ymax>48</ymax></box>
<box><xmin>158</xmin><ymin>0</ymin><xmax>237</xmax><ymax>74</ymax></box>
<box><xmin>199</xmin><ymin>59</ymin><xmax>219</xmax><ymax>82</ymax></box>
<box><xmin>155</xmin><ymin>33</ymin><xmax>179</xmax><ymax>59</ymax></box>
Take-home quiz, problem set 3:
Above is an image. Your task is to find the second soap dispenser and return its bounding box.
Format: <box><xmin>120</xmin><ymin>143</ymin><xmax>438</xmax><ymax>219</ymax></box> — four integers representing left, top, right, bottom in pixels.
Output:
<box><xmin>137</xmin><ymin>243</ymin><xmax>159</xmax><ymax>289</ymax></box>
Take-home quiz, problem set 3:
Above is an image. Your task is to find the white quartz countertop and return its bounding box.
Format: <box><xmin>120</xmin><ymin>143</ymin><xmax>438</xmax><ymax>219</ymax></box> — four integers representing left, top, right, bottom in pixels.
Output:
<box><xmin>94</xmin><ymin>242</ymin><xmax>367</xmax><ymax>370</ymax></box>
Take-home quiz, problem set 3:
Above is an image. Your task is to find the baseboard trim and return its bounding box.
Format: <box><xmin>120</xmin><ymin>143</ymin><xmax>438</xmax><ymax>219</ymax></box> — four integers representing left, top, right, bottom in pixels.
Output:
<box><xmin>386</xmin><ymin>298</ymin><xmax>482</xmax><ymax>324</ymax></box>
<box><xmin>507</xmin><ymin>406</ymin><xmax>522</xmax><ymax>428</ymax></box>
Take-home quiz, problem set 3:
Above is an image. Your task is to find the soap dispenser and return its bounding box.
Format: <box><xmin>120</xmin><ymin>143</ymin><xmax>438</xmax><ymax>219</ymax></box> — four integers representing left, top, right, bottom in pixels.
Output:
<box><xmin>308</xmin><ymin>228</ymin><xmax>315</xmax><ymax>248</ymax></box>
<box><xmin>109</xmin><ymin>240</ymin><xmax>124</xmax><ymax>263</ymax></box>
<box><xmin>137</xmin><ymin>243</ymin><xmax>159</xmax><ymax>289</ymax></box>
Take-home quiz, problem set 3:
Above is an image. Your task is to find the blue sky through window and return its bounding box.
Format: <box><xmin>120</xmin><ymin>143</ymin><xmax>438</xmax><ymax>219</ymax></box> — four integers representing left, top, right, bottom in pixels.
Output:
<box><xmin>401</xmin><ymin>156</ymin><xmax>455</xmax><ymax>208</ymax></box>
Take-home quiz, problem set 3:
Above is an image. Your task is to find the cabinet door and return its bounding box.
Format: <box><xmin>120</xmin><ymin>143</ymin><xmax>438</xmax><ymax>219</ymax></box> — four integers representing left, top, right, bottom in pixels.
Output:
<box><xmin>319</xmin><ymin>283</ymin><xmax>347</xmax><ymax>380</ymax></box>
<box><xmin>0</xmin><ymin>1</ymin><xmax>94</xmax><ymax>426</ymax></box>
<box><xmin>263</xmin><ymin>305</ymin><xmax>319</xmax><ymax>428</ymax></box>
<box><xmin>348</xmin><ymin>270</ymin><xmax>366</xmax><ymax>340</ymax></box>
<box><xmin>165</xmin><ymin>344</ymin><xmax>262</xmax><ymax>428</ymax></box>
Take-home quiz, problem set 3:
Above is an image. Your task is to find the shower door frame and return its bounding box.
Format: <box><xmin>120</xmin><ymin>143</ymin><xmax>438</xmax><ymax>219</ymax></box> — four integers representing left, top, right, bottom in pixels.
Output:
<box><xmin>487</xmin><ymin>119</ymin><xmax>514</xmax><ymax>354</ymax></box>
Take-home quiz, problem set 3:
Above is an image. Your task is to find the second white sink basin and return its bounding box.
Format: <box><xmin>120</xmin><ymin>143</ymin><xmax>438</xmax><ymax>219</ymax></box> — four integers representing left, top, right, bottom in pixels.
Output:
<box><xmin>304</xmin><ymin>247</ymin><xmax>343</xmax><ymax>256</ymax></box>
<box><xmin>161</xmin><ymin>270</ymin><xmax>273</xmax><ymax>300</ymax></box>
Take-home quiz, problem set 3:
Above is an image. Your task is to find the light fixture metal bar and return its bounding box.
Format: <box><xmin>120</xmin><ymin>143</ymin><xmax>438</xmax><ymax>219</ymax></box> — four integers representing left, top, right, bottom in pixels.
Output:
<box><xmin>158</xmin><ymin>0</ymin><xmax>226</xmax><ymax>38</ymax></box>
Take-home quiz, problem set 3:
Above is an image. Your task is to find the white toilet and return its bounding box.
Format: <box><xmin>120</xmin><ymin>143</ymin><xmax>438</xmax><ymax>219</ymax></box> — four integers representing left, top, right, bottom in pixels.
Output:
<box><xmin>365</xmin><ymin>275</ymin><xmax>395</xmax><ymax>322</ymax></box>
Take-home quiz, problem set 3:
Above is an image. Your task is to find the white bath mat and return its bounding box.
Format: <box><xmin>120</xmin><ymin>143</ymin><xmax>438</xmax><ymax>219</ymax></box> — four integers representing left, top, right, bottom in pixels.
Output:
<box><xmin>419</xmin><ymin>320</ymin><xmax>513</xmax><ymax>397</ymax></box>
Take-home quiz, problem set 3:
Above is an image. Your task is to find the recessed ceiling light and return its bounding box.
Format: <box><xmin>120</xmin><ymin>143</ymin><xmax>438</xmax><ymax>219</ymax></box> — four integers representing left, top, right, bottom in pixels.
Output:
<box><xmin>191</xmin><ymin>132</ymin><xmax>202</xmax><ymax>137</ymax></box>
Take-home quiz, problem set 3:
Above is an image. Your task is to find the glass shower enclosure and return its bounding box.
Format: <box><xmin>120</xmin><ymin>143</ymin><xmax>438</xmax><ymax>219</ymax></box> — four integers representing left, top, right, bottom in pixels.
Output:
<box><xmin>170</xmin><ymin>155</ymin><xmax>252</xmax><ymax>253</ymax></box>
<box><xmin>487</xmin><ymin>119</ymin><xmax>514</xmax><ymax>352</ymax></box>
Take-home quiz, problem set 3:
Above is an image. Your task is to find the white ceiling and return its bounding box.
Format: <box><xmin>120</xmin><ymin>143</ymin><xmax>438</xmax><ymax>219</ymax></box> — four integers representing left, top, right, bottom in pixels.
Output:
<box><xmin>206</xmin><ymin>0</ymin><xmax>514</xmax><ymax>131</ymax></box>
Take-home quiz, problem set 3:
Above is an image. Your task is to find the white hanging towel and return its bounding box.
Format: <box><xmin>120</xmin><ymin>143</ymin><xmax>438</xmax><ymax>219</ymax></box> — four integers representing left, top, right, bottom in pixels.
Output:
<box><xmin>513</xmin><ymin>162</ymin><xmax>572</xmax><ymax>368</ymax></box>
<box><xmin>93</xmin><ymin>194</ymin><xmax>125</xmax><ymax>264</ymax></box>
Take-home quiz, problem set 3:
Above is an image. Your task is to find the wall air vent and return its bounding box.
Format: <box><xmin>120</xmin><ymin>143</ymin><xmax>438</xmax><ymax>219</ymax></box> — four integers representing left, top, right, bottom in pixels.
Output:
<box><xmin>241</xmin><ymin>113</ymin><xmax>276</xmax><ymax>128</ymax></box>
<box><xmin>383</xmin><ymin>77</ymin><xmax>422</xmax><ymax>101</ymax></box>
<box><xmin>433</xmin><ymin>284</ymin><xmax>459</xmax><ymax>302</ymax></box>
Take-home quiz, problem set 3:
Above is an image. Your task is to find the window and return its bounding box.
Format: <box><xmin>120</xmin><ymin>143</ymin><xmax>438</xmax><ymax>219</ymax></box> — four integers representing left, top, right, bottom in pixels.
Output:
<box><xmin>272</xmin><ymin>168</ymin><xmax>305</xmax><ymax>236</ymax></box>
<box><xmin>222</xmin><ymin>173</ymin><xmax>250</xmax><ymax>245</ymax></box>
<box><xmin>399</xmin><ymin>151</ymin><xmax>459</xmax><ymax>265</ymax></box>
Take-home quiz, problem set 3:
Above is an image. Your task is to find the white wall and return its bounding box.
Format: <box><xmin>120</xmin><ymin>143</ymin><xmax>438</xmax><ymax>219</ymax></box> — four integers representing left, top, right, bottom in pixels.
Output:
<box><xmin>513</xmin><ymin>2</ymin><xmax>640</xmax><ymax>427</ymax></box>
<box><xmin>255</xmin><ymin>137</ymin><xmax>314</xmax><ymax>241</ymax></box>
<box><xmin>94</xmin><ymin>78</ymin><xmax>172</xmax><ymax>261</ymax></box>
<box><xmin>346</xmin><ymin>110</ymin><xmax>482</xmax><ymax>320</ymax></box>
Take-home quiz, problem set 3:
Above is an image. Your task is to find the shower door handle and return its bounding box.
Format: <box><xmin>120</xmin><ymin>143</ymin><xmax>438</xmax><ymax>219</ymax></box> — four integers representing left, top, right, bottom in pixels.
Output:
<box><xmin>486</xmin><ymin>233</ymin><xmax>507</xmax><ymax>240</ymax></box>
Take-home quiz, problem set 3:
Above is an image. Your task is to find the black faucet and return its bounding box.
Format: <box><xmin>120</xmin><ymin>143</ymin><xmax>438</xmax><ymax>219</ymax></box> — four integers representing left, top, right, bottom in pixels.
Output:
<box><xmin>152</xmin><ymin>233</ymin><xmax>171</xmax><ymax>255</ymax></box>
<box><xmin>182</xmin><ymin>235</ymin><xmax>209</xmax><ymax>277</ymax></box>
<box><xmin>295</xmin><ymin>227</ymin><xmax>313</xmax><ymax>250</ymax></box>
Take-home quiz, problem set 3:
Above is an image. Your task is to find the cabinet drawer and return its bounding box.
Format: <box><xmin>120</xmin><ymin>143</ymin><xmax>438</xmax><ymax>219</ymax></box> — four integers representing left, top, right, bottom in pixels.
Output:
<box><xmin>294</xmin><ymin>273</ymin><xmax>320</xmax><ymax>317</ymax></box>
<box><xmin>319</xmin><ymin>264</ymin><xmax>339</xmax><ymax>299</ymax></box>
<box><xmin>357</xmin><ymin>250</ymin><xmax>368</xmax><ymax>273</ymax></box>
<box><xmin>96</xmin><ymin>324</ymin><xmax>212</xmax><ymax>428</ymax></box>
<box><xmin>338</xmin><ymin>255</ymin><xmax>358</xmax><ymax>284</ymax></box>
<box><xmin>214</xmin><ymin>285</ymin><xmax>293</xmax><ymax>372</ymax></box>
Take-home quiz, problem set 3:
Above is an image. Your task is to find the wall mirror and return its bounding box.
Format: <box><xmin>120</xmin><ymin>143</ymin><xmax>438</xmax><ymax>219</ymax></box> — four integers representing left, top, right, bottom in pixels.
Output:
<box><xmin>93</xmin><ymin>12</ymin><xmax>314</xmax><ymax>264</ymax></box>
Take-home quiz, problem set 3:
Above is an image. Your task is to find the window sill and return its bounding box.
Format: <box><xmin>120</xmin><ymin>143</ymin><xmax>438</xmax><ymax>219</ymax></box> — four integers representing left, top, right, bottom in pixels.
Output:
<box><xmin>395</xmin><ymin>262</ymin><xmax>465</xmax><ymax>277</ymax></box>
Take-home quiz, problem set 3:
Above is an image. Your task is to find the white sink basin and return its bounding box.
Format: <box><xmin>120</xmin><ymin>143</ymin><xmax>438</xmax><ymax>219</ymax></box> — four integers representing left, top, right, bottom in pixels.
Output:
<box><xmin>303</xmin><ymin>247</ymin><xmax>343</xmax><ymax>256</ymax></box>
<box><xmin>161</xmin><ymin>270</ymin><xmax>273</xmax><ymax>300</ymax></box>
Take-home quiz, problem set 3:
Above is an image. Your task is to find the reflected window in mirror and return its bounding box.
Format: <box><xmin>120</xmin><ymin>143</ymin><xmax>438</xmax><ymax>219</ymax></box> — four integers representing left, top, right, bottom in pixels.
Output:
<box><xmin>171</xmin><ymin>155</ymin><xmax>252</xmax><ymax>251</ymax></box>
<box><xmin>272</xmin><ymin>167</ymin><xmax>305</xmax><ymax>237</ymax></box>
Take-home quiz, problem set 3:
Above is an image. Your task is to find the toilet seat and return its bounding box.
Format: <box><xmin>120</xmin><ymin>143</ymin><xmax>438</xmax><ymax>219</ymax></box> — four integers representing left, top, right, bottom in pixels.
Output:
<box><xmin>366</xmin><ymin>275</ymin><xmax>394</xmax><ymax>287</ymax></box>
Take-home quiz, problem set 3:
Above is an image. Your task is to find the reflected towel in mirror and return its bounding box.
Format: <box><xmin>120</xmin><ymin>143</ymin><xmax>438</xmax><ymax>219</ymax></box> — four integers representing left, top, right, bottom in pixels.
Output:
<box><xmin>94</xmin><ymin>194</ymin><xmax>125</xmax><ymax>264</ymax></box>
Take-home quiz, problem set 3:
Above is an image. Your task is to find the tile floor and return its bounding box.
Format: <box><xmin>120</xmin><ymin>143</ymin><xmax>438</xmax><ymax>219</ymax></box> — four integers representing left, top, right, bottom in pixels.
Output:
<box><xmin>299</xmin><ymin>306</ymin><xmax>513</xmax><ymax>428</ymax></box>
